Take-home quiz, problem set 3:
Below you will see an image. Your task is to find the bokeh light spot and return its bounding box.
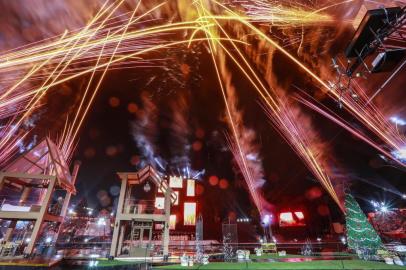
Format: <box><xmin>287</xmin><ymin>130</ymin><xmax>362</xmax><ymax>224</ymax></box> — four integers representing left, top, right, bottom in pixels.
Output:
<box><xmin>196</xmin><ymin>184</ymin><xmax>204</xmax><ymax>195</ymax></box>
<box><xmin>106</xmin><ymin>145</ymin><xmax>118</xmax><ymax>157</ymax></box>
<box><xmin>219</xmin><ymin>178</ymin><xmax>229</xmax><ymax>189</ymax></box>
<box><xmin>84</xmin><ymin>147</ymin><xmax>96</xmax><ymax>159</ymax></box>
<box><xmin>109</xmin><ymin>96</ymin><xmax>120</xmax><ymax>108</ymax></box>
<box><xmin>127</xmin><ymin>102</ymin><xmax>138</xmax><ymax>113</ymax></box>
<box><xmin>209</xmin><ymin>175</ymin><xmax>219</xmax><ymax>186</ymax></box>
<box><xmin>192</xmin><ymin>140</ymin><xmax>203</xmax><ymax>151</ymax></box>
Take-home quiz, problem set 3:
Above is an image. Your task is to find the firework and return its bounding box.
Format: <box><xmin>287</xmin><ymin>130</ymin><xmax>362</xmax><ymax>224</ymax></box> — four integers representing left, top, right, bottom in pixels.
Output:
<box><xmin>0</xmin><ymin>0</ymin><xmax>403</xmax><ymax>215</ymax></box>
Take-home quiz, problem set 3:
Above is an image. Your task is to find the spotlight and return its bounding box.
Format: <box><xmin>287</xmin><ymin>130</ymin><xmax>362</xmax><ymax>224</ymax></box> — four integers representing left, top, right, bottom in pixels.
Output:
<box><xmin>317</xmin><ymin>237</ymin><xmax>322</xmax><ymax>242</ymax></box>
<box><xmin>392</xmin><ymin>146</ymin><xmax>406</xmax><ymax>162</ymax></box>
<box><xmin>402</xmin><ymin>194</ymin><xmax>406</xmax><ymax>199</ymax></box>
<box><xmin>390</xmin><ymin>116</ymin><xmax>406</xmax><ymax>126</ymax></box>
<box><xmin>380</xmin><ymin>205</ymin><xmax>388</xmax><ymax>213</ymax></box>
<box><xmin>261</xmin><ymin>214</ymin><xmax>272</xmax><ymax>226</ymax></box>
<box><xmin>45</xmin><ymin>237</ymin><xmax>52</xmax><ymax>243</ymax></box>
<box><xmin>370</xmin><ymin>200</ymin><xmax>378</xmax><ymax>207</ymax></box>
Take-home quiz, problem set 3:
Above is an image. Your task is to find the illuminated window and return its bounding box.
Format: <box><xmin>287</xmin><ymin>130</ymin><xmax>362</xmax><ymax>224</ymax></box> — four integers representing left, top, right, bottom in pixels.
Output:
<box><xmin>155</xmin><ymin>197</ymin><xmax>165</xmax><ymax>209</ymax></box>
<box><xmin>169</xmin><ymin>215</ymin><xmax>177</xmax><ymax>230</ymax></box>
<box><xmin>187</xmin><ymin>179</ymin><xmax>195</xmax><ymax>197</ymax></box>
<box><xmin>174</xmin><ymin>191</ymin><xmax>179</xmax><ymax>205</ymax></box>
<box><xmin>294</xmin><ymin>211</ymin><xmax>304</xmax><ymax>220</ymax></box>
<box><xmin>169</xmin><ymin>176</ymin><xmax>183</xmax><ymax>188</ymax></box>
<box><xmin>280</xmin><ymin>212</ymin><xmax>294</xmax><ymax>223</ymax></box>
<box><xmin>279</xmin><ymin>211</ymin><xmax>306</xmax><ymax>227</ymax></box>
<box><xmin>184</xmin><ymin>202</ymin><xmax>196</xmax><ymax>225</ymax></box>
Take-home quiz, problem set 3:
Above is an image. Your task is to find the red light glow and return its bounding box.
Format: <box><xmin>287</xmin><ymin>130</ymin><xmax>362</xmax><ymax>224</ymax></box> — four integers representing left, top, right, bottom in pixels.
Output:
<box><xmin>279</xmin><ymin>211</ymin><xmax>306</xmax><ymax>227</ymax></box>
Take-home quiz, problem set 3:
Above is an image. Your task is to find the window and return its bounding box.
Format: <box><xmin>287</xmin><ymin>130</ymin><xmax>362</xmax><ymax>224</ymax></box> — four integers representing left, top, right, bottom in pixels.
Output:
<box><xmin>169</xmin><ymin>215</ymin><xmax>177</xmax><ymax>230</ymax></box>
<box><xmin>169</xmin><ymin>176</ymin><xmax>183</xmax><ymax>188</ymax></box>
<box><xmin>155</xmin><ymin>197</ymin><xmax>165</xmax><ymax>210</ymax></box>
<box><xmin>187</xmin><ymin>179</ymin><xmax>195</xmax><ymax>197</ymax></box>
<box><xmin>184</xmin><ymin>202</ymin><xmax>196</xmax><ymax>225</ymax></box>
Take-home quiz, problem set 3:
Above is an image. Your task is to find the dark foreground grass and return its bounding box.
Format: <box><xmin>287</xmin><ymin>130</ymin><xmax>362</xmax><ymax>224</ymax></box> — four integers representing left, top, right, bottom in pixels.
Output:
<box><xmin>155</xmin><ymin>260</ymin><xmax>406</xmax><ymax>269</ymax></box>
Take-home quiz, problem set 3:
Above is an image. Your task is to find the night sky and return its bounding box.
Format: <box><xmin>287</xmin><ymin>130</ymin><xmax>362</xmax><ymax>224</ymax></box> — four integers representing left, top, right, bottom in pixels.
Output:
<box><xmin>0</xmin><ymin>0</ymin><xmax>405</xmax><ymax>237</ymax></box>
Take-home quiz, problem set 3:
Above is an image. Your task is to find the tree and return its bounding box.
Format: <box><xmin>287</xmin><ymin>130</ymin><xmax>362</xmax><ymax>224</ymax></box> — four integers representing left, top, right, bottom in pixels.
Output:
<box><xmin>345</xmin><ymin>193</ymin><xmax>383</xmax><ymax>251</ymax></box>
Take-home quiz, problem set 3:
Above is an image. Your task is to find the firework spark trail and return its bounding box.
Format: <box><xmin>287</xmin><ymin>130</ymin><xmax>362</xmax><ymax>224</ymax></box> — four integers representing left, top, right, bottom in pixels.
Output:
<box><xmin>0</xmin><ymin>120</ymin><xmax>30</xmax><ymax>166</ymax></box>
<box><xmin>0</xmin><ymin>0</ymin><xmax>133</xmax><ymax>104</ymax></box>
<box><xmin>0</xmin><ymin>1</ymin><xmax>232</xmax><ymax>160</ymax></box>
<box><xmin>61</xmin><ymin>0</ymin><xmax>144</xmax><ymax>157</ymax></box>
<box><xmin>295</xmin><ymin>93</ymin><xmax>405</xmax><ymax>167</ymax></box>
<box><xmin>210</xmin><ymin>0</ymin><xmax>406</xmax><ymax>166</ymax></box>
<box><xmin>60</xmin><ymin>33</ymin><xmax>110</xmax><ymax>159</ymax></box>
<box><xmin>0</xmin><ymin>34</ymin><xmax>241</xmax><ymax>158</ymax></box>
<box><xmin>0</xmin><ymin>0</ymin><xmax>117</xmax><ymax>105</ymax></box>
<box><xmin>0</xmin><ymin>1</ymin><xmax>194</xmax><ymax>116</ymax></box>
<box><xmin>191</xmin><ymin>0</ymin><xmax>268</xmax><ymax>215</ymax></box>
<box><xmin>218</xmin><ymin>53</ymin><xmax>266</xmax><ymax>214</ymax></box>
<box><xmin>0</xmin><ymin>0</ymin><xmax>402</xmax><ymax>207</ymax></box>
<box><xmin>194</xmin><ymin>0</ymin><xmax>341</xmax><ymax>207</ymax></box>
<box><xmin>0</xmin><ymin>0</ymin><xmax>127</xmax><ymax>157</ymax></box>
<box><xmin>261</xmin><ymin>99</ymin><xmax>343</xmax><ymax>208</ymax></box>
<box><xmin>230</xmin><ymin>0</ymin><xmax>334</xmax><ymax>26</ymax></box>
<box><xmin>0</xmin><ymin>22</ymin><xmax>226</xmax><ymax>112</ymax></box>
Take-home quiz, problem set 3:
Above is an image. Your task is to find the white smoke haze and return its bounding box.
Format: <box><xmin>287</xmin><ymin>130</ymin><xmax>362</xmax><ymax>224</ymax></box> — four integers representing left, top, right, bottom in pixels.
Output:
<box><xmin>217</xmin><ymin>50</ymin><xmax>266</xmax><ymax>214</ymax></box>
<box><xmin>131</xmin><ymin>91</ymin><xmax>160</xmax><ymax>169</ymax></box>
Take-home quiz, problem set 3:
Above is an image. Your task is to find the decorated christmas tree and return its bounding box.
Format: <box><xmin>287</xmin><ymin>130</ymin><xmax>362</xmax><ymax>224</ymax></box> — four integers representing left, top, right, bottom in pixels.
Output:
<box><xmin>345</xmin><ymin>193</ymin><xmax>384</xmax><ymax>251</ymax></box>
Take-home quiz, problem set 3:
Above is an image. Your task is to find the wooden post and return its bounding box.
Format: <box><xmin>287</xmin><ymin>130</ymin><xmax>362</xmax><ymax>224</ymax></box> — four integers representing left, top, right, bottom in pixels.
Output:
<box><xmin>25</xmin><ymin>177</ymin><xmax>56</xmax><ymax>255</ymax></box>
<box><xmin>117</xmin><ymin>223</ymin><xmax>125</xmax><ymax>256</ymax></box>
<box><xmin>19</xmin><ymin>187</ymin><xmax>31</xmax><ymax>205</ymax></box>
<box><xmin>110</xmin><ymin>177</ymin><xmax>128</xmax><ymax>257</ymax></box>
<box><xmin>4</xmin><ymin>220</ymin><xmax>17</xmax><ymax>242</ymax></box>
<box><xmin>162</xmin><ymin>188</ymin><xmax>171</xmax><ymax>256</ymax></box>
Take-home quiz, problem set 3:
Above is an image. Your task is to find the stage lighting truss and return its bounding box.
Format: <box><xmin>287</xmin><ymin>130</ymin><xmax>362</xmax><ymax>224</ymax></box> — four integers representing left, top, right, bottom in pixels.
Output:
<box><xmin>330</xmin><ymin>6</ymin><xmax>406</xmax><ymax>107</ymax></box>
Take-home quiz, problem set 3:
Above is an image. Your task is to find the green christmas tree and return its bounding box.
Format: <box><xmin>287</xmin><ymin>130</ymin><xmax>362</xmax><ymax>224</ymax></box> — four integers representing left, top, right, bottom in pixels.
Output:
<box><xmin>345</xmin><ymin>193</ymin><xmax>383</xmax><ymax>251</ymax></box>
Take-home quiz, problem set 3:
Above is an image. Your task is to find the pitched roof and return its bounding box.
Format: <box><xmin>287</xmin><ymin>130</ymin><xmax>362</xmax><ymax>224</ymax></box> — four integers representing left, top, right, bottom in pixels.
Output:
<box><xmin>4</xmin><ymin>137</ymin><xmax>75</xmax><ymax>192</ymax></box>
<box><xmin>117</xmin><ymin>165</ymin><xmax>177</xmax><ymax>203</ymax></box>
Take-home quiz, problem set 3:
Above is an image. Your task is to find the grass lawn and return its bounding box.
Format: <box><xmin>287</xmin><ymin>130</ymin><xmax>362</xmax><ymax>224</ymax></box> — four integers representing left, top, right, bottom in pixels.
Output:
<box><xmin>94</xmin><ymin>258</ymin><xmax>143</xmax><ymax>267</ymax></box>
<box><xmin>155</xmin><ymin>260</ymin><xmax>406</xmax><ymax>269</ymax></box>
<box><xmin>250</xmin><ymin>252</ymin><xmax>355</xmax><ymax>259</ymax></box>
